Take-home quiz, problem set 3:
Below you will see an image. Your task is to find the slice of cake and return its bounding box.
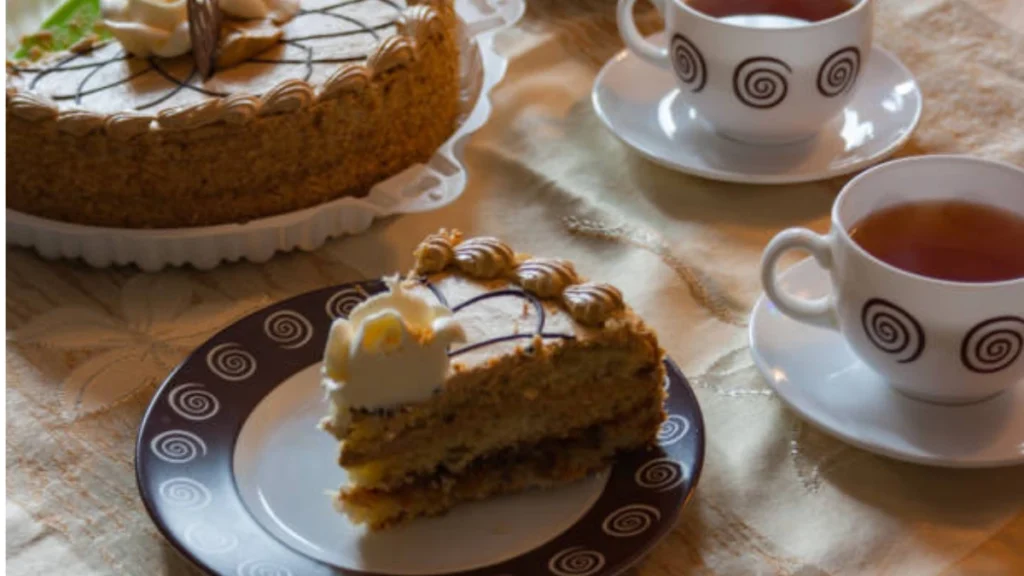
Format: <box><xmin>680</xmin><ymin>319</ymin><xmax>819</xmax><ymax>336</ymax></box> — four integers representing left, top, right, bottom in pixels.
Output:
<box><xmin>6</xmin><ymin>0</ymin><xmax>458</xmax><ymax>228</ymax></box>
<box><xmin>320</xmin><ymin>230</ymin><xmax>666</xmax><ymax>528</ymax></box>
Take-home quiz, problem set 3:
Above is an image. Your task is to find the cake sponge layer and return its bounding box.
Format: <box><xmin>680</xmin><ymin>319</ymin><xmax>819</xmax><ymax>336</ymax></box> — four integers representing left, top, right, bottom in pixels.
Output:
<box><xmin>338</xmin><ymin>322</ymin><xmax>662</xmax><ymax>467</ymax></box>
<box><xmin>337</xmin><ymin>400</ymin><xmax>665</xmax><ymax>529</ymax></box>
<box><xmin>344</xmin><ymin>366</ymin><xmax>665</xmax><ymax>490</ymax></box>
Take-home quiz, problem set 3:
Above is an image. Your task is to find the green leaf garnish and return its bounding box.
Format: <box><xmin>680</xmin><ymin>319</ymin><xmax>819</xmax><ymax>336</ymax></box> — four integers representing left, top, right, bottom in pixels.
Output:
<box><xmin>13</xmin><ymin>0</ymin><xmax>112</xmax><ymax>60</ymax></box>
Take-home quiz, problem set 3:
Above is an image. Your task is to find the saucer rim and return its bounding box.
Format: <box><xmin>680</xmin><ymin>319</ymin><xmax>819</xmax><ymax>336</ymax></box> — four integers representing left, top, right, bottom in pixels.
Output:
<box><xmin>748</xmin><ymin>258</ymin><xmax>1024</xmax><ymax>469</ymax></box>
<box><xmin>592</xmin><ymin>43</ymin><xmax>923</xmax><ymax>185</ymax></box>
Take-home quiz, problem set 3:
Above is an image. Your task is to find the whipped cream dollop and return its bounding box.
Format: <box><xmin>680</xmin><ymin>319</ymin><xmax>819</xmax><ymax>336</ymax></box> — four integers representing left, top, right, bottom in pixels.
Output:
<box><xmin>320</xmin><ymin>277</ymin><xmax>466</xmax><ymax>437</ymax></box>
<box><xmin>101</xmin><ymin>0</ymin><xmax>300</xmax><ymax>58</ymax></box>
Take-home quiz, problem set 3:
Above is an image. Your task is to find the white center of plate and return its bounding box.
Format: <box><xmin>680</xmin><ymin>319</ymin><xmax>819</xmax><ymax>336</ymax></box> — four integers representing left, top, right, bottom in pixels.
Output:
<box><xmin>233</xmin><ymin>363</ymin><xmax>609</xmax><ymax>574</ymax></box>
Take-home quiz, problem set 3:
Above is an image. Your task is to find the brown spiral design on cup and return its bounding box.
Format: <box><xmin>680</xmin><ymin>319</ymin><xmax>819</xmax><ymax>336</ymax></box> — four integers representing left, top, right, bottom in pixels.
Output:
<box><xmin>670</xmin><ymin>34</ymin><xmax>707</xmax><ymax>93</ymax></box>
<box><xmin>732</xmin><ymin>56</ymin><xmax>792</xmax><ymax>109</ymax></box>
<box><xmin>817</xmin><ymin>47</ymin><xmax>860</xmax><ymax>97</ymax></box>
<box><xmin>861</xmin><ymin>298</ymin><xmax>925</xmax><ymax>364</ymax></box>
<box><xmin>516</xmin><ymin>258</ymin><xmax>579</xmax><ymax>298</ymax></box>
<box><xmin>563</xmin><ymin>283</ymin><xmax>625</xmax><ymax>326</ymax></box>
<box><xmin>454</xmin><ymin>237</ymin><xmax>515</xmax><ymax>279</ymax></box>
<box><xmin>960</xmin><ymin>316</ymin><xmax>1024</xmax><ymax>374</ymax></box>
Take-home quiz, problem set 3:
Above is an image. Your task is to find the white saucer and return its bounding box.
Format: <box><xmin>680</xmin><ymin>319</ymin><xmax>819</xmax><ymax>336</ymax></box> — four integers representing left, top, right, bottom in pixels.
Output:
<box><xmin>749</xmin><ymin>258</ymin><xmax>1024</xmax><ymax>468</ymax></box>
<box><xmin>592</xmin><ymin>37</ymin><xmax>922</xmax><ymax>185</ymax></box>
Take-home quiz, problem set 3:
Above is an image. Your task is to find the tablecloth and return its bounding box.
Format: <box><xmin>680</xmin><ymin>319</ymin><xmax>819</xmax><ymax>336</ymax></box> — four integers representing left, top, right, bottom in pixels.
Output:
<box><xmin>6</xmin><ymin>0</ymin><xmax>1024</xmax><ymax>574</ymax></box>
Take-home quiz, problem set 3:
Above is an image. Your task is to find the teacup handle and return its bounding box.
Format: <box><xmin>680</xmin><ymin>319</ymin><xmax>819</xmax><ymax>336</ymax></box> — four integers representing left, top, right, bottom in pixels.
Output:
<box><xmin>617</xmin><ymin>0</ymin><xmax>670</xmax><ymax>70</ymax></box>
<box><xmin>761</xmin><ymin>229</ymin><xmax>840</xmax><ymax>331</ymax></box>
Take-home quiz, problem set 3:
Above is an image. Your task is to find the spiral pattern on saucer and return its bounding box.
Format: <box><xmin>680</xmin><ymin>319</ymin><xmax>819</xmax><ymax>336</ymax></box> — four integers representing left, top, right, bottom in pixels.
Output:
<box><xmin>601</xmin><ymin>504</ymin><xmax>661</xmax><ymax>537</ymax></box>
<box><xmin>548</xmin><ymin>546</ymin><xmax>606</xmax><ymax>576</ymax></box>
<box><xmin>670</xmin><ymin>34</ymin><xmax>707</xmax><ymax>93</ymax></box>
<box><xmin>817</xmin><ymin>47</ymin><xmax>860</xmax><ymax>97</ymax></box>
<box><xmin>263</xmin><ymin>310</ymin><xmax>313</xmax><ymax>349</ymax></box>
<box><xmin>167</xmin><ymin>383</ymin><xmax>220</xmax><ymax>421</ymax></box>
<box><xmin>961</xmin><ymin>316</ymin><xmax>1024</xmax><ymax>374</ymax></box>
<box><xmin>206</xmin><ymin>342</ymin><xmax>257</xmax><ymax>381</ymax></box>
<box><xmin>454</xmin><ymin>237</ymin><xmax>515</xmax><ymax>279</ymax></box>
<box><xmin>516</xmin><ymin>258</ymin><xmax>579</xmax><ymax>298</ymax></box>
<box><xmin>860</xmin><ymin>298</ymin><xmax>925</xmax><ymax>363</ymax></box>
<box><xmin>732</xmin><ymin>56</ymin><xmax>792</xmax><ymax>109</ymax></box>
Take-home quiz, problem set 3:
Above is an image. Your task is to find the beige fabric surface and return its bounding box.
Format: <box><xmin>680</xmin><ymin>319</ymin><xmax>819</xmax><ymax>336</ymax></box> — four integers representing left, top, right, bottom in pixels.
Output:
<box><xmin>6</xmin><ymin>0</ymin><xmax>1024</xmax><ymax>574</ymax></box>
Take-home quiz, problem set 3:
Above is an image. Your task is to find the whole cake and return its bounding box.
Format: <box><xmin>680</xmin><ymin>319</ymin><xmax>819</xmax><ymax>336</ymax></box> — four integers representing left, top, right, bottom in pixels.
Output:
<box><xmin>320</xmin><ymin>230</ymin><xmax>667</xmax><ymax>528</ymax></box>
<box><xmin>6</xmin><ymin>0</ymin><xmax>459</xmax><ymax>228</ymax></box>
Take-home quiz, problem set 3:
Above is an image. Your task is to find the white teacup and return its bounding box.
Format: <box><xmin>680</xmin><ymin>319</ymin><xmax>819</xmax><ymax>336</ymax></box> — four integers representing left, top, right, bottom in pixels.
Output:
<box><xmin>761</xmin><ymin>156</ymin><xmax>1024</xmax><ymax>404</ymax></box>
<box><xmin>617</xmin><ymin>0</ymin><xmax>873</xmax><ymax>144</ymax></box>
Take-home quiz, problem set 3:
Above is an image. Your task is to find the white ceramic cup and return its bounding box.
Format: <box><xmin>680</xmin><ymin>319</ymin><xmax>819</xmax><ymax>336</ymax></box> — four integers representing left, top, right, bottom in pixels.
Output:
<box><xmin>617</xmin><ymin>0</ymin><xmax>873</xmax><ymax>144</ymax></box>
<box><xmin>761</xmin><ymin>156</ymin><xmax>1024</xmax><ymax>404</ymax></box>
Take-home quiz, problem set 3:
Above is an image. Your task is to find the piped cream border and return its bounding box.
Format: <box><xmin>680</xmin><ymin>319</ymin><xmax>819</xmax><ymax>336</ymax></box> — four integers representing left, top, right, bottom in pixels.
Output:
<box><xmin>5</xmin><ymin>1</ymin><xmax>450</xmax><ymax>139</ymax></box>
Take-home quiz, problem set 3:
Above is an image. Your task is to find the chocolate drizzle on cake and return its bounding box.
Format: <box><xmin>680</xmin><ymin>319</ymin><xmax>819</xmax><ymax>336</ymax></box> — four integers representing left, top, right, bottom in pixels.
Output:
<box><xmin>423</xmin><ymin>281</ymin><xmax>575</xmax><ymax>357</ymax></box>
<box><xmin>8</xmin><ymin>0</ymin><xmax>405</xmax><ymax>110</ymax></box>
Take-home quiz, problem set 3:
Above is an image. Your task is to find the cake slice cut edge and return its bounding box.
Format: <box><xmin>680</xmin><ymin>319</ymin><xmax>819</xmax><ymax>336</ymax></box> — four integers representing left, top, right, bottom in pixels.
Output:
<box><xmin>320</xmin><ymin>230</ymin><xmax>667</xmax><ymax>529</ymax></box>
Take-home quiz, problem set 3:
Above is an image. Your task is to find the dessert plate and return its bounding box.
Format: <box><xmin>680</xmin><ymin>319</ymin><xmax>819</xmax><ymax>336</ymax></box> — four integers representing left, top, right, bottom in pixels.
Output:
<box><xmin>136</xmin><ymin>280</ymin><xmax>706</xmax><ymax>576</ymax></box>
<box><xmin>749</xmin><ymin>258</ymin><xmax>1024</xmax><ymax>468</ymax></box>
<box><xmin>592</xmin><ymin>36</ymin><xmax>922</xmax><ymax>185</ymax></box>
<box><xmin>6</xmin><ymin>0</ymin><xmax>524</xmax><ymax>272</ymax></box>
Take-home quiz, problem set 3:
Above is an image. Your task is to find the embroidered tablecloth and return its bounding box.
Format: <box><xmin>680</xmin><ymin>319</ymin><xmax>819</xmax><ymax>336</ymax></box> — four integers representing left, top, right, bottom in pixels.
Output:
<box><xmin>7</xmin><ymin>1</ymin><xmax>1024</xmax><ymax>574</ymax></box>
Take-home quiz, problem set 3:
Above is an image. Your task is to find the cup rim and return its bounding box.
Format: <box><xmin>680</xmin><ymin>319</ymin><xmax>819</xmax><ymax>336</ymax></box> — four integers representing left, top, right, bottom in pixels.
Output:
<box><xmin>833</xmin><ymin>154</ymin><xmax>1024</xmax><ymax>289</ymax></box>
<box><xmin>675</xmin><ymin>0</ymin><xmax>870</xmax><ymax>32</ymax></box>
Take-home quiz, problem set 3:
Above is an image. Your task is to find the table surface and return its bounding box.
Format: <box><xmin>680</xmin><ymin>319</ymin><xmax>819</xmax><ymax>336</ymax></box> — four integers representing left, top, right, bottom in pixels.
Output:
<box><xmin>7</xmin><ymin>1</ymin><xmax>1024</xmax><ymax>575</ymax></box>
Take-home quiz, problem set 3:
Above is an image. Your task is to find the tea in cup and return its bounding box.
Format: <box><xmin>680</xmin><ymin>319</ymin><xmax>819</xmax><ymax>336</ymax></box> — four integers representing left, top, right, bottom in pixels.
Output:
<box><xmin>760</xmin><ymin>155</ymin><xmax>1024</xmax><ymax>404</ymax></box>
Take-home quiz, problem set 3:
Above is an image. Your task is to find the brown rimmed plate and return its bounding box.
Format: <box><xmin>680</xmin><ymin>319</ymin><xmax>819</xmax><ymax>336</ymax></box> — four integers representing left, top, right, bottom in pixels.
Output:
<box><xmin>136</xmin><ymin>279</ymin><xmax>705</xmax><ymax>576</ymax></box>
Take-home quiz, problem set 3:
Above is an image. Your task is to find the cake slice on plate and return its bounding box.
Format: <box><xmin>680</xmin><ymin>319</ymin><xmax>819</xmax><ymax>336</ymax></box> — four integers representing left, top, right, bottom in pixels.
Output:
<box><xmin>319</xmin><ymin>230</ymin><xmax>666</xmax><ymax>528</ymax></box>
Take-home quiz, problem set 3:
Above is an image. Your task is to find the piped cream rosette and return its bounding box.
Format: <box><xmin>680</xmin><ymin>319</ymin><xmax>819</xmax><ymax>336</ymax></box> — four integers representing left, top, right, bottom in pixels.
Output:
<box><xmin>320</xmin><ymin>276</ymin><xmax>466</xmax><ymax>437</ymax></box>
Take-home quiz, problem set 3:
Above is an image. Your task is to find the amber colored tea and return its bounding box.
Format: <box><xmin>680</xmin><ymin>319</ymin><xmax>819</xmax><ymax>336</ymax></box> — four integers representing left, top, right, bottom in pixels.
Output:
<box><xmin>685</xmin><ymin>0</ymin><xmax>856</xmax><ymax>23</ymax></box>
<box><xmin>848</xmin><ymin>200</ymin><xmax>1024</xmax><ymax>283</ymax></box>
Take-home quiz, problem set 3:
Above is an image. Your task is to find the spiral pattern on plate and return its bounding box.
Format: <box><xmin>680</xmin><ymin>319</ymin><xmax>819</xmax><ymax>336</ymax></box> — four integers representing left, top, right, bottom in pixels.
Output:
<box><xmin>961</xmin><ymin>316</ymin><xmax>1024</xmax><ymax>374</ymax></box>
<box><xmin>547</xmin><ymin>546</ymin><xmax>607</xmax><ymax>576</ymax></box>
<box><xmin>151</xmin><ymin>430</ymin><xmax>208</xmax><ymax>464</ymax></box>
<box><xmin>670</xmin><ymin>34</ymin><xmax>707</xmax><ymax>92</ymax></box>
<box><xmin>325</xmin><ymin>288</ymin><xmax>367</xmax><ymax>320</ymax></box>
<box><xmin>159</xmin><ymin>477</ymin><xmax>212</xmax><ymax>510</ymax></box>
<box><xmin>860</xmin><ymin>298</ymin><xmax>925</xmax><ymax>363</ymax></box>
<box><xmin>635</xmin><ymin>457</ymin><xmax>686</xmax><ymax>492</ymax></box>
<box><xmin>206</xmin><ymin>342</ymin><xmax>257</xmax><ymax>381</ymax></box>
<box><xmin>185</xmin><ymin>522</ymin><xmax>238</xmax><ymax>554</ymax></box>
<box><xmin>167</xmin><ymin>383</ymin><xmax>220</xmax><ymax>421</ymax></box>
<box><xmin>236</xmin><ymin>559</ymin><xmax>294</xmax><ymax>576</ymax></box>
<box><xmin>656</xmin><ymin>414</ymin><xmax>690</xmax><ymax>446</ymax></box>
<box><xmin>732</xmin><ymin>56</ymin><xmax>792</xmax><ymax>109</ymax></box>
<box><xmin>817</xmin><ymin>46</ymin><xmax>860</xmax><ymax>96</ymax></box>
<box><xmin>263</xmin><ymin>310</ymin><xmax>313</xmax><ymax>349</ymax></box>
<box><xmin>601</xmin><ymin>504</ymin><xmax>662</xmax><ymax>537</ymax></box>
